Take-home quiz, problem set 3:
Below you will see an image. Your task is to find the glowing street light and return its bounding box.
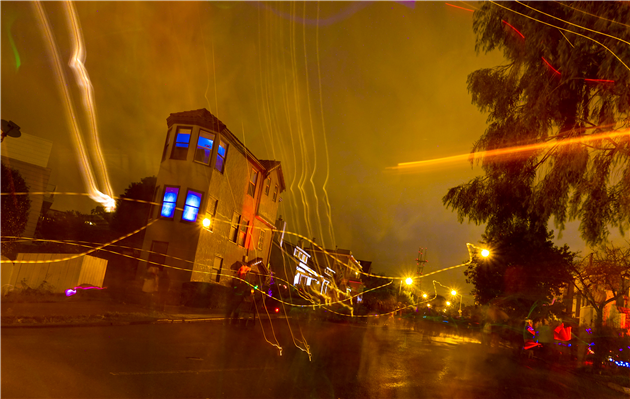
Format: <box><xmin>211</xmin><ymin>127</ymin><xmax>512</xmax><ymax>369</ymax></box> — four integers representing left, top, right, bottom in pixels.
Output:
<box><xmin>451</xmin><ymin>290</ymin><xmax>457</xmax><ymax>296</ymax></box>
<box><xmin>422</xmin><ymin>293</ymin><xmax>428</xmax><ymax>299</ymax></box>
<box><xmin>405</xmin><ymin>277</ymin><xmax>413</xmax><ymax>286</ymax></box>
<box><xmin>481</xmin><ymin>249</ymin><xmax>490</xmax><ymax>257</ymax></box>
<box><xmin>446</xmin><ymin>301</ymin><xmax>451</xmax><ymax>306</ymax></box>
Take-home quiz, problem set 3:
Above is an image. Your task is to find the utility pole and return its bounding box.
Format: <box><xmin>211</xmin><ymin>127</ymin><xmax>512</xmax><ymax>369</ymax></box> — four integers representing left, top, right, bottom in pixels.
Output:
<box><xmin>415</xmin><ymin>247</ymin><xmax>428</xmax><ymax>293</ymax></box>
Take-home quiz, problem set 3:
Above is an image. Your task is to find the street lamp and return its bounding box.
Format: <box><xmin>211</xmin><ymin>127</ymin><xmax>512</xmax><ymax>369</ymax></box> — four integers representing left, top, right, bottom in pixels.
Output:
<box><xmin>466</xmin><ymin>243</ymin><xmax>491</xmax><ymax>258</ymax></box>
<box><xmin>446</xmin><ymin>301</ymin><xmax>451</xmax><ymax>306</ymax></box>
<box><xmin>450</xmin><ymin>289</ymin><xmax>463</xmax><ymax>317</ymax></box>
<box><xmin>399</xmin><ymin>276</ymin><xmax>413</xmax><ymax>294</ymax></box>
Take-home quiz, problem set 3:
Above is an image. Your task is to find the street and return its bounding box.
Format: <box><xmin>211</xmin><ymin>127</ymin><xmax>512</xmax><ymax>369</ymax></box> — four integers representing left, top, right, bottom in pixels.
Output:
<box><xmin>2</xmin><ymin>319</ymin><xmax>622</xmax><ymax>398</ymax></box>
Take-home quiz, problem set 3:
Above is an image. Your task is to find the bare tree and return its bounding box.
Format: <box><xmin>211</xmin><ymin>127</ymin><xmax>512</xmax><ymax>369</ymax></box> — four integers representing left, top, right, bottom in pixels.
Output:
<box><xmin>568</xmin><ymin>244</ymin><xmax>630</xmax><ymax>367</ymax></box>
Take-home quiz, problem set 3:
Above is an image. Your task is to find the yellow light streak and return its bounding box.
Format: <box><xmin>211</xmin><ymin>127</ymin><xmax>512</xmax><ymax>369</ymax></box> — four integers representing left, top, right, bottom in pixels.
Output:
<box><xmin>64</xmin><ymin>1</ymin><xmax>115</xmax><ymax>205</ymax></box>
<box><xmin>515</xmin><ymin>1</ymin><xmax>630</xmax><ymax>47</ymax></box>
<box><xmin>553</xmin><ymin>1</ymin><xmax>630</xmax><ymax>29</ymax></box>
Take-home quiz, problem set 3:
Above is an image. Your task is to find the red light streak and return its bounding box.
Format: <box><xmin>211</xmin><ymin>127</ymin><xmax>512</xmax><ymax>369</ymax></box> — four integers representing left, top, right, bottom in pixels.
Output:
<box><xmin>584</xmin><ymin>78</ymin><xmax>615</xmax><ymax>83</ymax></box>
<box><xmin>502</xmin><ymin>20</ymin><xmax>525</xmax><ymax>39</ymax></box>
<box><xmin>445</xmin><ymin>3</ymin><xmax>474</xmax><ymax>13</ymax></box>
<box><xmin>541</xmin><ymin>57</ymin><xmax>561</xmax><ymax>75</ymax></box>
<box><xmin>390</xmin><ymin>127</ymin><xmax>630</xmax><ymax>170</ymax></box>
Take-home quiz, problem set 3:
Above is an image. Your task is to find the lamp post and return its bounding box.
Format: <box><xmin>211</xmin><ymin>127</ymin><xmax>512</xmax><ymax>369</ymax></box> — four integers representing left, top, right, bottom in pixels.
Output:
<box><xmin>399</xmin><ymin>277</ymin><xmax>413</xmax><ymax>294</ymax></box>
<box><xmin>450</xmin><ymin>289</ymin><xmax>463</xmax><ymax>317</ymax></box>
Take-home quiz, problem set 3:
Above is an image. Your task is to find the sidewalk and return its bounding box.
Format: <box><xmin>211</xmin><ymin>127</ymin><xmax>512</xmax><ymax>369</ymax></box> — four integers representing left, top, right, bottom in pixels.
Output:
<box><xmin>1</xmin><ymin>297</ymin><xmax>284</xmax><ymax>328</ymax></box>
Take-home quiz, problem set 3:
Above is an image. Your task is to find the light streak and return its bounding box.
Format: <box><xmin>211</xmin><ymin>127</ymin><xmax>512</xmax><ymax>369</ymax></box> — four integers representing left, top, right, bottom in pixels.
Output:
<box><xmin>445</xmin><ymin>3</ymin><xmax>474</xmax><ymax>13</ymax></box>
<box><xmin>65</xmin><ymin>1</ymin><xmax>115</xmax><ymax>205</ymax></box>
<box><xmin>515</xmin><ymin>0</ymin><xmax>630</xmax><ymax>47</ymax></box>
<box><xmin>542</xmin><ymin>56</ymin><xmax>562</xmax><ymax>75</ymax></box>
<box><xmin>1</xmin><ymin>218</ymin><xmax>157</xmax><ymax>264</ymax></box>
<box><xmin>253</xmin><ymin>285</ymin><xmax>283</xmax><ymax>357</ymax></box>
<box><xmin>554</xmin><ymin>1</ymin><xmax>630</xmax><ymax>29</ymax></box>
<box><xmin>501</xmin><ymin>20</ymin><xmax>525</xmax><ymax>39</ymax></box>
<box><xmin>584</xmin><ymin>78</ymin><xmax>615</xmax><ymax>84</ymax></box>
<box><xmin>32</xmin><ymin>2</ymin><xmax>115</xmax><ymax>211</ymax></box>
<box><xmin>388</xmin><ymin>127</ymin><xmax>630</xmax><ymax>171</ymax></box>
<box><xmin>6</xmin><ymin>16</ymin><xmax>21</xmax><ymax>70</ymax></box>
<box><xmin>315</xmin><ymin>1</ymin><xmax>337</xmax><ymax>249</ymax></box>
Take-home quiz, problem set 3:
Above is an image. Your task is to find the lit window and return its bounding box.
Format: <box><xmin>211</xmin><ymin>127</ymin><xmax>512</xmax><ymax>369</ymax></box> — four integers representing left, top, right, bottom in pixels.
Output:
<box><xmin>182</xmin><ymin>190</ymin><xmax>203</xmax><ymax>222</ymax></box>
<box><xmin>161</xmin><ymin>129</ymin><xmax>171</xmax><ymax>162</ymax></box>
<box><xmin>237</xmin><ymin>219</ymin><xmax>249</xmax><ymax>247</ymax></box>
<box><xmin>194</xmin><ymin>130</ymin><xmax>214</xmax><ymax>165</ymax></box>
<box><xmin>171</xmin><ymin>127</ymin><xmax>192</xmax><ymax>160</ymax></box>
<box><xmin>215</xmin><ymin>139</ymin><xmax>228</xmax><ymax>173</ymax></box>
<box><xmin>161</xmin><ymin>186</ymin><xmax>179</xmax><ymax>218</ymax></box>
<box><xmin>248</xmin><ymin>169</ymin><xmax>258</xmax><ymax>197</ymax></box>
<box><xmin>257</xmin><ymin>230</ymin><xmax>265</xmax><ymax>251</ymax></box>
<box><xmin>272</xmin><ymin>184</ymin><xmax>279</xmax><ymax>202</ymax></box>
<box><xmin>229</xmin><ymin>212</ymin><xmax>240</xmax><ymax>243</ymax></box>
<box><xmin>264</xmin><ymin>178</ymin><xmax>271</xmax><ymax>196</ymax></box>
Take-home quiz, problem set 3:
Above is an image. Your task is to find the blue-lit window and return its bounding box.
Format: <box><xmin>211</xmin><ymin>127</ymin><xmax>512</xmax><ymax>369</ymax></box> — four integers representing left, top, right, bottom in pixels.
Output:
<box><xmin>194</xmin><ymin>130</ymin><xmax>214</xmax><ymax>165</ymax></box>
<box><xmin>161</xmin><ymin>187</ymin><xmax>179</xmax><ymax>218</ymax></box>
<box><xmin>215</xmin><ymin>139</ymin><xmax>228</xmax><ymax>173</ymax></box>
<box><xmin>182</xmin><ymin>190</ymin><xmax>203</xmax><ymax>222</ymax></box>
<box><xmin>171</xmin><ymin>127</ymin><xmax>192</xmax><ymax>160</ymax></box>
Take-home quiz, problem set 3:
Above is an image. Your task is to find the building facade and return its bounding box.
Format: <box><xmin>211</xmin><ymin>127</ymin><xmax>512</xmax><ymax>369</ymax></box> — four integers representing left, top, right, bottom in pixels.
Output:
<box><xmin>137</xmin><ymin>109</ymin><xmax>285</xmax><ymax>297</ymax></box>
<box><xmin>1</xmin><ymin>132</ymin><xmax>54</xmax><ymax>241</ymax></box>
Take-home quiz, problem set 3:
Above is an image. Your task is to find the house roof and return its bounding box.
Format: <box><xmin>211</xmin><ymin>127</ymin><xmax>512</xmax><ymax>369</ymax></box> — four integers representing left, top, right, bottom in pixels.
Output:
<box><xmin>166</xmin><ymin>110</ymin><xmax>285</xmax><ymax>187</ymax></box>
<box><xmin>259</xmin><ymin>160</ymin><xmax>286</xmax><ymax>192</ymax></box>
<box><xmin>166</xmin><ymin>108</ymin><xmax>226</xmax><ymax>132</ymax></box>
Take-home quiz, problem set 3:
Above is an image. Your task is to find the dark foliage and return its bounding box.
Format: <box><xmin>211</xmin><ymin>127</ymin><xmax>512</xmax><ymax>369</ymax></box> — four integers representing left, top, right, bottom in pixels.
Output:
<box><xmin>464</xmin><ymin>226</ymin><xmax>575</xmax><ymax>317</ymax></box>
<box><xmin>443</xmin><ymin>2</ymin><xmax>630</xmax><ymax>246</ymax></box>
<box><xmin>110</xmin><ymin>176</ymin><xmax>157</xmax><ymax>247</ymax></box>
<box><xmin>1</xmin><ymin>162</ymin><xmax>31</xmax><ymax>258</ymax></box>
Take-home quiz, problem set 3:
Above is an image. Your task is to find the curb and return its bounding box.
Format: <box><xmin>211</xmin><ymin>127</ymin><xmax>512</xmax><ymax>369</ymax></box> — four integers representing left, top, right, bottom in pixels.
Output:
<box><xmin>2</xmin><ymin>315</ymin><xmax>290</xmax><ymax>329</ymax></box>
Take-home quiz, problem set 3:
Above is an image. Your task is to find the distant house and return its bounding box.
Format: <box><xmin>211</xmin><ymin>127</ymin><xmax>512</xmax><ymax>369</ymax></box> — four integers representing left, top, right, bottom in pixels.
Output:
<box><xmin>1</xmin><ymin>133</ymin><xmax>54</xmax><ymax>241</ymax></box>
<box><xmin>566</xmin><ymin>285</ymin><xmax>629</xmax><ymax>331</ymax></box>
<box><xmin>268</xmin><ymin>231</ymin><xmax>365</xmax><ymax>307</ymax></box>
<box><xmin>137</xmin><ymin>109</ymin><xmax>285</xmax><ymax>299</ymax></box>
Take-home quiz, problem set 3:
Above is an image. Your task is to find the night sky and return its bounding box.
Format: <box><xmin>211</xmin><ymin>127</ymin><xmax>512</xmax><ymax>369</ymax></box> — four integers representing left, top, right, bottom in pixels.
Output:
<box><xmin>2</xmin><ymin>1</ymin><xmax>613</xmax><ymax>303</ymax></box>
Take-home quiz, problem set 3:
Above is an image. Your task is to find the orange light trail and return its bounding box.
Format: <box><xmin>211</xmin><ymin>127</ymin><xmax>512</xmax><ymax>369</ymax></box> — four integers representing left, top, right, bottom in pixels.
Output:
<box><xmin>388</xmin><ymin>128</ymin><xmax>630</xmax><ymax>171</ymax></box>
<box><xmin>445</xmin><ymin>3</ymin><xmax>474</xmax><ymax>13</ymax></box>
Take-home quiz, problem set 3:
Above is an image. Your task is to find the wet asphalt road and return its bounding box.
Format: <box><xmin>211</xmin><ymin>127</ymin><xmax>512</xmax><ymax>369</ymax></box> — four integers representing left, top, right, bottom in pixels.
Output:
<box><xmin>1</xmin><ymin>319</ymin><xmax>621</xmax><ymax>398</ymax></box>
